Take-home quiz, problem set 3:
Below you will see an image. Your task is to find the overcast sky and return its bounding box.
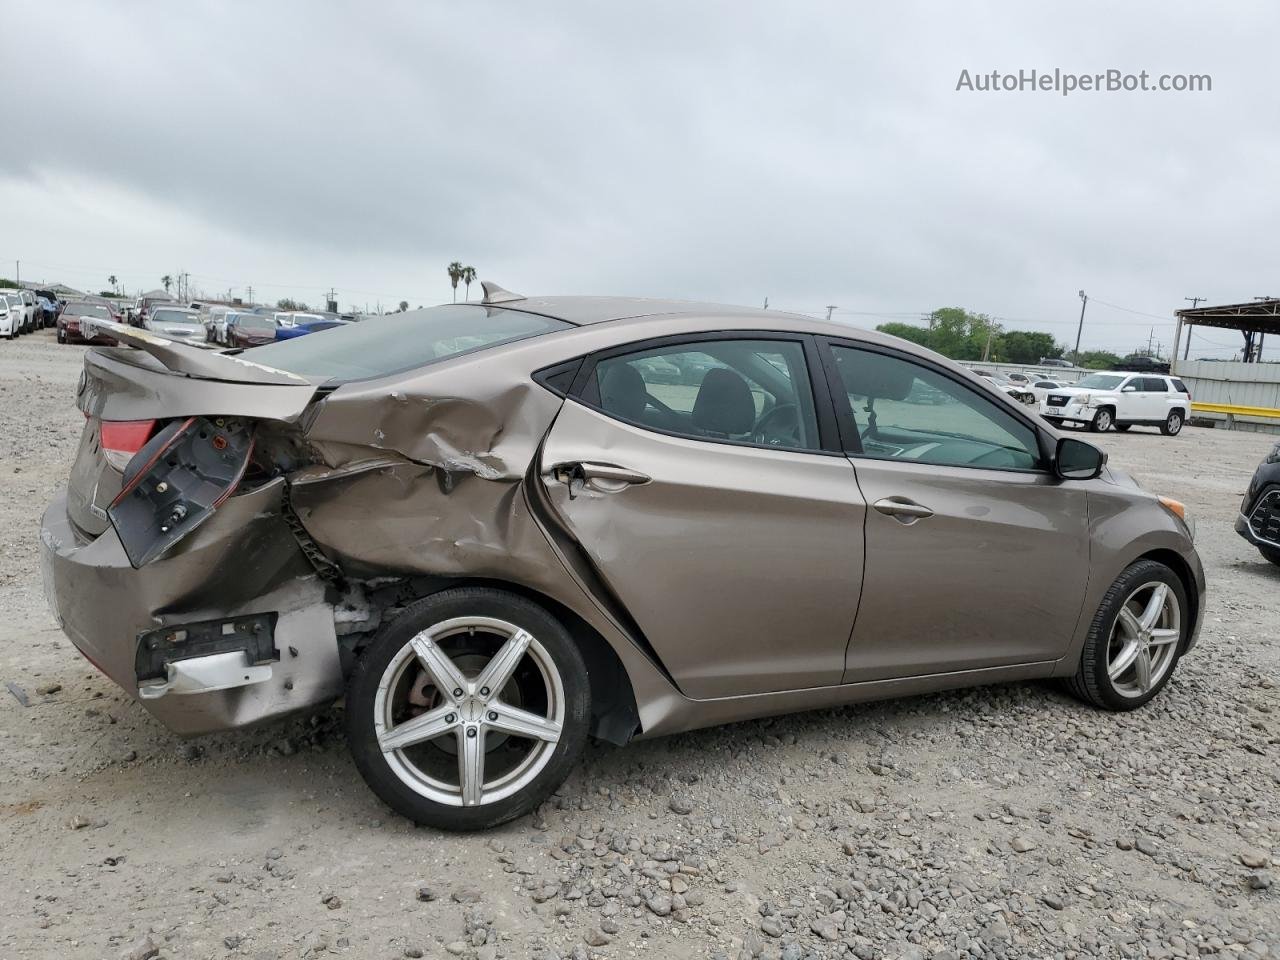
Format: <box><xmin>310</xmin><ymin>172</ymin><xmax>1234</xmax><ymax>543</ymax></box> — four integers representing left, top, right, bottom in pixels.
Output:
<box><xmin>3</xmin><ymin>1</ymin><xmax>1276</xmax><ymax>356</ymax></box>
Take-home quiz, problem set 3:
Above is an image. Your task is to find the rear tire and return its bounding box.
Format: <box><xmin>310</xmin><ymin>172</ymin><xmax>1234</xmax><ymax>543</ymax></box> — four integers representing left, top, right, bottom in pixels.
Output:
<box><xmin>1161</xmin><ymin>410</ymin><xmax>1184</xmax><ymax>436</ymax></box>
<box><xmin>345</xmin><ymin>587</ymin><xmax>591</xmax><ymax>831</ymax></box>
<box><xmin>1113</xmin><ymin>424</ymin><xmax>1132</xmax><ymax>432</ymax></box>
<box><xmin>1065</xmin><ymin>560</ymin><xmax>1187</xmax><ymax>711</ymax></box>
<box><xmin>1259</xmin><ymin>546</ymin><xmax>1280</xmax><ymax>567</ymax></box>
<box><xmin>1090</xmin><ymin>407</ymin><xmax>1114</xmax><ymax>433</ymax></box>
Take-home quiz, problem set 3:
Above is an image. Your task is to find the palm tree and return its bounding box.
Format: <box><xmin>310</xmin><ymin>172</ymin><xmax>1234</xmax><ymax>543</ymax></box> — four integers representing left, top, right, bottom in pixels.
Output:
<box><xmin>398</xmin><ymin>300</ymin><xmax>409</xmax><ymax>312</ymax></box>
<box><xmin>447</xmin><ymin>261</ymin><xmax>464</xmax><ymax>302</ymax></box>
<box><xmin>462</xmin><ymin>265</ymin><xmax>477</xmax><ymax>301</ymax></box>
<box><xmin>161</xmin><ymin>274</ymin><xmax>173</xmax><ymax>293</ymax></box>
<box><xmin>108</xmin><ymin>274</ymin><xmax>118</xmax><ymax>294</ymax></box>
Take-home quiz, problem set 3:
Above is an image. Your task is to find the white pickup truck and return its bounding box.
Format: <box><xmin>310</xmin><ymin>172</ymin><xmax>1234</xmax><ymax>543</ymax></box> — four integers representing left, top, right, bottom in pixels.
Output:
<box><xmin>1040</xmin><ymin>372</ymin><xmax>1191</xmax><ymax>435</ymax></box>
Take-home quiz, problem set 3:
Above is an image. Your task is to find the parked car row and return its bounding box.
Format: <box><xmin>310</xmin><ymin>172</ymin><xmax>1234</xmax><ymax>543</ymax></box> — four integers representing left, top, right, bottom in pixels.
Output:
<box><xmin>0</xmin><ymin>287</ymin><xmax>57</xmax><ymax>338</ymax></box>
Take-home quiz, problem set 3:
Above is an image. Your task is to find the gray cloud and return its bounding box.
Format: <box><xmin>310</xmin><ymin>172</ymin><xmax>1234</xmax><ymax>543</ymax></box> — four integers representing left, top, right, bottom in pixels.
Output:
<box><xmin>2</xmin><ymin>0</ymin><xmax>1276</xmax><ymax>354</ymax></box>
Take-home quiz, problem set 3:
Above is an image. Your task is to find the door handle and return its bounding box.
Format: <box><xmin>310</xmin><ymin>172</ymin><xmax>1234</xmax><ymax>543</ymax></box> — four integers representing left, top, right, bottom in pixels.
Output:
<box><xmin>550</xmin><ymin>461</ymin><xmax>651</xmax><ymax>497</ymax></box>
<box><xmin>873</xmin><ymin>497</ymin><xmax>934</xmax><ymax>522</ymax></box>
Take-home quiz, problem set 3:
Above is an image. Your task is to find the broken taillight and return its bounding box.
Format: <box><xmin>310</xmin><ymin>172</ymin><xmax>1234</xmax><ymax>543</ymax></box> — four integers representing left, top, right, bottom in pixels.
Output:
<box><xmin>100</xmin><ymin>419</ymin><xmax>158</xmax><ymax>471</ymax></box>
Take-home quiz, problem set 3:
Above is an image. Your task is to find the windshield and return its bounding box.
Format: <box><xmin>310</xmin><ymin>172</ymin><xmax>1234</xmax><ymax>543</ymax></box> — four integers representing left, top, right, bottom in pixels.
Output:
<box><xmin>66</xmin><ymin>302</ymin><xmax>112</xmax><ymax>319</ymax></box>
<box><xmin>248</xmin><ymin>305</ymin><xmax>571</xmax><ymax>382</ymax></box>
<box><xmin>151</xmin><ymin>308</ymin><xmax>202</xmax><ymax>325</ymax></box>
<box><xmin>1074</xmin><ymin>374</ymin><xmax>1124</xmax><ymax>390</ymax></box>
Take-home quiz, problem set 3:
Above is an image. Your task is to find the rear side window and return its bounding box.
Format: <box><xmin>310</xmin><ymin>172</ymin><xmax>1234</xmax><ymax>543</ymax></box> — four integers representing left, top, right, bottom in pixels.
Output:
<box><xmin>1141</xmin><ymin>377</ymin><xmax>1169</xmax><ymax>392</ymax></box>
<box><xmin>247</xmin><ymin>304</ymin><xmax>570</xmax><ymax>382</ymax></box>
<box><xmin>1172</xmin><ymin>378</ymin><xmax>1189</xmax><ymax>394</ymax></box>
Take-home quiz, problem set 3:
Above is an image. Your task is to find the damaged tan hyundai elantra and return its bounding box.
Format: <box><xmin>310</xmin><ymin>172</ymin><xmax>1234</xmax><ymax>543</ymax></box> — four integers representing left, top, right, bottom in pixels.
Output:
<box><xmin>41</xmin><ymin>282</ymin><xmax>1205</xmax><ymax>830</ymax></box>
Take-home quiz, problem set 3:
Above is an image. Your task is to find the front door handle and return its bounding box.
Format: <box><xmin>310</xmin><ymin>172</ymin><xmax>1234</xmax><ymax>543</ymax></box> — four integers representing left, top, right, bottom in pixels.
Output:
<box><xmin>873</xmin><ymin>497</ymin><xmax>934</xmax><ymax>522</ymax></box>
<box><xmin>550</xmin><ymin>461</ymin><xmax>651</xmax><ymax>497</ymax></box>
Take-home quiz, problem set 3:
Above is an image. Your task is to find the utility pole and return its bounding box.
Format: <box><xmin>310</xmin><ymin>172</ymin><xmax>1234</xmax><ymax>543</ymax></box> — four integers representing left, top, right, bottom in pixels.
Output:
<box><xmin>1182</xmin><ymin>297</ymin><xmax>1204</xmax><ymax>360</ymax></box>
<box><xmin>1073</xmin><ymin>290</ymin><xmax>1088</xmax><ymax>362</ymax></box>
<box><xmin>825</xmin><ymin>305</ymin><xmax>837</xmax><ymax>322</ymax></box>
<box><xmin>762</xmin><ymin>297</ymin><xmax>769</xmax><ymax>310</ymax></box>
<box><xmin>982</xmin><ymin>321</ymin><xmax>997</xmax><ymax>362</ymax></box>
<box><xmin>13</xmin><ymin>260</ymin><xmax>18</xmax><ymax>287</ymax></box>
<box><xmin>246</xmin><ymin>284</ymin><xmax>254</xmax><ymax>306</ymax></box>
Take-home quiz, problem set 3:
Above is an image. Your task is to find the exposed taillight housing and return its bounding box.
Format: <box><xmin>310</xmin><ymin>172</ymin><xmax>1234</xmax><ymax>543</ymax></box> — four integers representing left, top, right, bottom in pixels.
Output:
<box><xmin>100</xmin><ymin>419</ymin><xmax>158</xmax><ymax>471</ymax></box>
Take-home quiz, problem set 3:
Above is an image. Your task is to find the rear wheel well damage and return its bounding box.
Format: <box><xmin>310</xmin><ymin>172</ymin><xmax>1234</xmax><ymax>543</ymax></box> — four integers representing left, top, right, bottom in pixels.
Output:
<box><xmin>338</xmin><ymin>576</ymin><xmax>641</xmax><ymax>746</ymax></box>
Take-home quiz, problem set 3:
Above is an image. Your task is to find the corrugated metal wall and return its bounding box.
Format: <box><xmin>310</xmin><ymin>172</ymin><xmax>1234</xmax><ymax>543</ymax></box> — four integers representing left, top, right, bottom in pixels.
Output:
<box><xmin>1174</xmin><ymin>360</ymin><xmax>1280</xmax><ymax>435</ymax></box>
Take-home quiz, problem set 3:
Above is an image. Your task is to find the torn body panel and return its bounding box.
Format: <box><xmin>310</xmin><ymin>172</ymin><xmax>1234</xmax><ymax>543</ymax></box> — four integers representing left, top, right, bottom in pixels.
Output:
<box><xmin>41</xmin><ymin>479</ymin><xmax>341</xmax><ymax>735</ymax></box>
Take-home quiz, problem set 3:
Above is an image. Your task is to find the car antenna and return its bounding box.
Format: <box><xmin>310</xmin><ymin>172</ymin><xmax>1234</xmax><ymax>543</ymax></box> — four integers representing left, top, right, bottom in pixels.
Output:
<box><xmin>480</xmin><ymin>281</ymin><xmax>525</xmax><ymax>305</ymax></box>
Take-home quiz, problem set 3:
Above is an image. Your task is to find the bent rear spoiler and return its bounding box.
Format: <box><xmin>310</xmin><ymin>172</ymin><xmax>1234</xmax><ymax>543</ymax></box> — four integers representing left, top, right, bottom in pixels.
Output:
<box><xmin>80</xmin><ymin>318</ymin><xmax>313</xmax><ymax>387</ymax></box>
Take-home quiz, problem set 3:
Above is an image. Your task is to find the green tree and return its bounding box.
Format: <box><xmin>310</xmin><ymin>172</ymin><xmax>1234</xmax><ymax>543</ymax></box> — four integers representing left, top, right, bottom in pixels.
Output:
<box><xmin>461</xmin><ymin>265</ymin><xmax>477</xmax><ymax>301</ymax></box>
<box><xmin>447</xmin><ymin>261</ymin><xmax>464</xmax><ymax>302</ymax></box>
<box><xmin>997</xmin><ymin>330</ymin><xmax>1063</xmax><ymax>365</ymax></box>
<box><xmin>876</xmin><ymin>322</ymin><xmax>936</xmax><ymax>349</ymax></box>
<box><xmin>1077</xmin><ymin>349</ymin><xmax>1123</xmax><ymax>370</ymax></box>
<box><xmin>161</xmin><ymin>274</ymin><xmax>173</xmax><ymax>293</ymax></box>
<box><xmin>398</xmin><ymin>300</ymin><xmax>409</xmax><ymax>312</ymax></box>
<box><xmin>276</xmin><ymin>298</ymin><xmax>309</xmax><ymax>311</ymax></box>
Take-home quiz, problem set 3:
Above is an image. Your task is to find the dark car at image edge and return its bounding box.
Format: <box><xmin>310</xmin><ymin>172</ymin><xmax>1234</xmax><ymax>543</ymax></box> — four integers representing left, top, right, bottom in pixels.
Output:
<box><xmin>1235</xmin><ymin>439</ymin><xmax>1280</xmax><ymax>565</ymax></box>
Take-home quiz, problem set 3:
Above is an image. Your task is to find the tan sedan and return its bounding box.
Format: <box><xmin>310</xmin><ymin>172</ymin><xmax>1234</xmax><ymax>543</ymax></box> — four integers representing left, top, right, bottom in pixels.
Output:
<box><xmin>41</xmin><ymin>283</ymin><xmax>1204</xmax><ymax>830</ymax></box>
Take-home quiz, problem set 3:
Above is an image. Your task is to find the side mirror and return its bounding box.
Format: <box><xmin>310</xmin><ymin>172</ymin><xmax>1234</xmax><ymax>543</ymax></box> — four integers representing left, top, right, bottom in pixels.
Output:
<box><xmin>1122</xmin><ymin>384</ymin><xmax>1138</xmax><ymax>392</ymax></box>
<box><xmin>1055</xmin><ymin>437</ymin><xmax>1106</xmax><ymax>480</ymax></box>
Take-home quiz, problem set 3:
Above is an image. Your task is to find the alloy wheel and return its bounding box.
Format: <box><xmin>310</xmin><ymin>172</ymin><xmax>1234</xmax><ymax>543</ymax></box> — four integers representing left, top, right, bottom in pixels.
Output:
<box><xmin>1106</xmin><ymin>581</ymin><xmax>1181</xmax><ymax>698</ymax></box>
<box><xmin>373</xmin><ymin>616</ymin><xmax>565</xmax><ymax>807</ymax></box>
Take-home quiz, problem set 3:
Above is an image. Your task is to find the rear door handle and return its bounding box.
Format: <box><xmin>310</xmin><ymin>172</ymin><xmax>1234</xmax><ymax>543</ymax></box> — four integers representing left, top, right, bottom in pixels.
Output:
<box><xmin>550</xmin><ymin>461</ymin><xmax>651</xmax><ymax>497</ymax></box>
<box><xmin>873</xmin><ymin>497</ymin><xmax>934</xmax><ymax>522</ymax></box>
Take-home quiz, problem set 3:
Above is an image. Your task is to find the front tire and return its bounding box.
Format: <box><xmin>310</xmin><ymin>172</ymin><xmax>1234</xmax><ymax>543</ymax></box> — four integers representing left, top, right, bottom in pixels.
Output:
<box><xmin>1161</xmin><ymin>410</ymin><xmax>1184</xmax><ymax>436</ymax></box>
<box><xmin>1066</xmin><ymin>560</ymin><xmax>1187</xmax><ymax>711</ymax></box>
<box><xmin>345</xmin><ymin>587</ymin><xmax>591</xmax><ymax>831</ymax></box>
<box><xmin>1113</xmin><ymin>424</ymin><xmax>1132</xmax><ymax>432</ymax></box>
<box><xmin>1090</xmin><ymin>407</ymin><xmax>1114</xmax><ymax>432</ymax></box>
<box><xmin>1258</xmin><ymin>546</ymin><xmax>1280</xmax><ymax>567</ymax></box>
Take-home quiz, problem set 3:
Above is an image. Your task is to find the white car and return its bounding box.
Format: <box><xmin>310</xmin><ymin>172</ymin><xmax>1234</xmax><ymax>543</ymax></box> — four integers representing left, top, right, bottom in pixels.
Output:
<box><xmin>1028</xmin><ymin>378</ymin><xmax>1073</xmax><ymax>404</ymax></box>
<box><xmin>0</xmin><ymin>293</ymin><xmax>18</xmax><ymax>339</ymax></box>
<box><xmin>0</xmin><ymin>288</ymin><xmax>36</xmax><ymax>333</ymax></box>
<box><xmin>141</xmin><ymin>306</ymin><xmax>206</xmax><ymax>340</ymax></box>
<box><xmin>1041</xmin><ymin>372</ymin><xmax>1191</xmax><ymax>435</ymax></box>
<box><xmin>976</xmin><ymin>372</ymin><xmax>1037</xmax><ymax>405</ymax></box>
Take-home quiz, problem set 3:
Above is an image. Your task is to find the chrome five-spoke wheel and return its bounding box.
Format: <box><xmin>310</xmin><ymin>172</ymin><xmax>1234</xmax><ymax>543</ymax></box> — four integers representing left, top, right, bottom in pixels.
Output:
<box><xmin>1106</xmin><ymin>581</ymin><xmax>1180</xmax><ymax>698</ymax></box>
<box><xmin>376</xmin><ymin>616</ymin><xmax>565</xmax><ymax>807</ymax></box>
<box><xmin>1068</xmin><ymin>559</ymin><xmax>1187</xmax><ymax>711</ymax></box>
<box><xmin>346</xmin><ymin>587</ymin><xmax>590</xmax><ymax>830</ymax></box>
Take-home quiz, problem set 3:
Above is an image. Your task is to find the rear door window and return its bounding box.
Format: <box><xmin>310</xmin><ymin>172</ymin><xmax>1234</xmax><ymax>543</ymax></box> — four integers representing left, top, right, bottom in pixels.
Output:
<box><xmin>1171</xmin><ymin>378</ymin><xmax>1189</xmax><ymax>394</ymax></box>
<box><xmin>585</xmin><ymin>338</ymin><xmax>821</xmax><ymax>451</ymax></box>
<box><xmin>1141</xmin><ymin>377</ymin><xmax>1169</xmax><ymax>392</ymax></box>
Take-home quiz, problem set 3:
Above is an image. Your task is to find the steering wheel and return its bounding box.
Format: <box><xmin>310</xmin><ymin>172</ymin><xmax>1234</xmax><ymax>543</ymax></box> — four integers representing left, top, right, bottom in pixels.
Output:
<box><xmin>753</xmin><ymin>403</ymin><xmax>801</xmax><ymax>446</ymax></box>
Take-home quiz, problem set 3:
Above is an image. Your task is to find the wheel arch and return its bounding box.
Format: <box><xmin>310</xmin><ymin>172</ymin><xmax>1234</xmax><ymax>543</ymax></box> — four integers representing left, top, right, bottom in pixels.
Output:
<box><xmin>1134</xmin><ymin>548</ymin><xmax>1199</xmax><ymax>653</ymax></box>
<box><xmin>375</xmin><ymin>576</ymin><xmax>641</xmax><ymax>746</ymax></box>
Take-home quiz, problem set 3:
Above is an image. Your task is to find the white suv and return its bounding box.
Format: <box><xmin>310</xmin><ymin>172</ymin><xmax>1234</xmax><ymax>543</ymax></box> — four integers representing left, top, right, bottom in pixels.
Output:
<box><xmin>1041</xmin><ymin>372</ymin><xmax>1191</xmax><ymax>436</ymax></box>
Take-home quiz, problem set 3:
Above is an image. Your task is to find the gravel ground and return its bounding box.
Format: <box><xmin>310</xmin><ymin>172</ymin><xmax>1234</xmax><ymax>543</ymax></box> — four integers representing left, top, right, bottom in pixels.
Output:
<box><xmin>1</xmin><ymin>330</ymin><xmax>1276</xmax><ymax>960</ymax></box>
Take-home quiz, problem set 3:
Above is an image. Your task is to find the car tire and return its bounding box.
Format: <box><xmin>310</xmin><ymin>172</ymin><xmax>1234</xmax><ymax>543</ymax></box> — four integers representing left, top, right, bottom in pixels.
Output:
<box><xmin>1065</xmin><ymin>559</ymin><xmax>1188</xmax><ymax>711</ymax></box>
<box><xmin>1258</xmin><ymin>546</ymin><xmax>1280</xmax><ymax>567</ymax></box>
<box><xmin>1113</xmin><ymin>424</ymin><xmax>1132</xmax><ymax>432</ymax></box>
<box><xmin>1161</xmin><ymin>410</ymin><xmax>1184</xmax><ymax>436</ymax></box>
<box><xmin>345</xmin><ymin>587</ymin><xmax>591</xmax><ymax>831</ymax></box>
<box><xmin>1089</xmin><ymin>407</ymin><xmax>1114</xmax><ymax>432</ymax></box>
<box><xmin>56</xmin><ymin>328</ymin><xmax>66</xmax><ymax>344</ymax></box>
<box><xmin>1043</xmin><ymin>417</ymin><xmax>1064</xmax><ymax>428</ymax></box>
